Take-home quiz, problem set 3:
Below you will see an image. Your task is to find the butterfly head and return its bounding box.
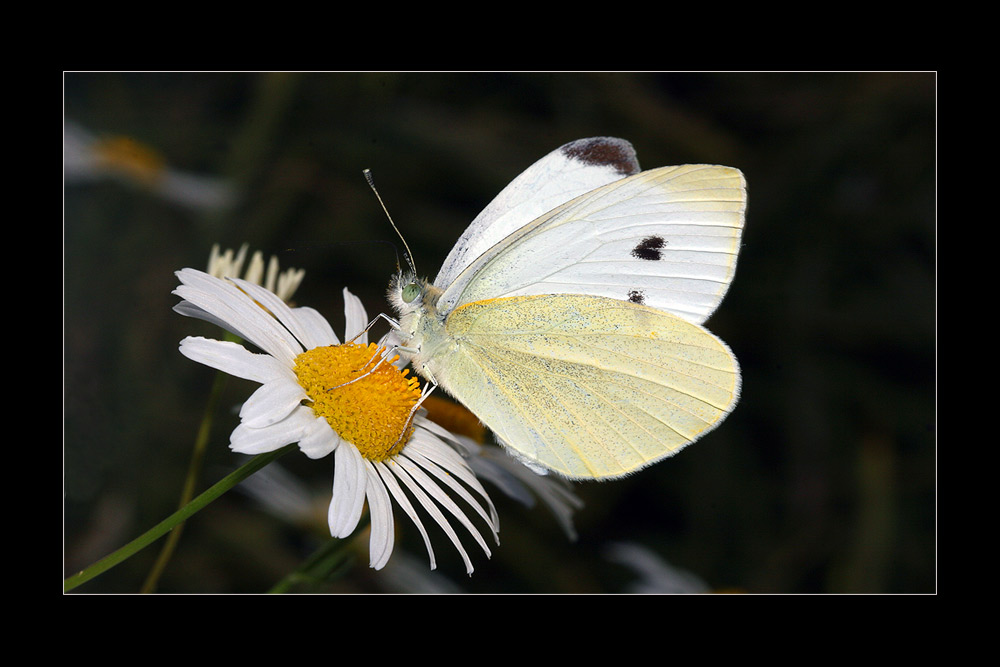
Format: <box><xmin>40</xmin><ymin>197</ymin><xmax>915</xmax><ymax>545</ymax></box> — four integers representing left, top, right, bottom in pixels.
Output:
<box><xmin>388</xmin><ymin>272</ymin><xmax>448</xmax><ymax>368</ymax></box>
<box><xmin>388</xmin><ymin>272</ymin><xmax>441</xmax><ymax>319</ymax></box>
<box><xmin>400</xmin><ymin>280</ymin><xmax>422</xmax><ymax>304</ymax></box>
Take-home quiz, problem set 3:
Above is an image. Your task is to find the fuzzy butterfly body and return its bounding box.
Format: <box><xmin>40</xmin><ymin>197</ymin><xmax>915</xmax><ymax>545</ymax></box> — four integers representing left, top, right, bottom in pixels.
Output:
<box><xmin>390</xmin><ymin>137</ymin><xmax>745</xmax><ymax>480</ymax></box>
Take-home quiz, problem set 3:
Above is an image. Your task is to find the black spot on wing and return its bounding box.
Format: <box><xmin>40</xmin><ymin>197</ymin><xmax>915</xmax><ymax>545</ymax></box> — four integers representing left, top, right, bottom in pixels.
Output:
<box><xmin>628</xmin><ymin>289</ymin><xmax>645</xmax><ymax>304</ymax></box>
<box><xmin>631</xmin><ymin>235</ymin><xmax>666</xmax><ymax>261</ymax></box>
<box><xmin>560</xmin><ymin>137</ymin><xmax>640</xmax><ymax>176</ymax></box>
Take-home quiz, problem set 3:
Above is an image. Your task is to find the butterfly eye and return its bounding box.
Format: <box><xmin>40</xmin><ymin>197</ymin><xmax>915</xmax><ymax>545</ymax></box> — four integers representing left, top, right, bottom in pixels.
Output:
<box><xmin>401</xmin><ymin>282</ymin><xmax>421</xmax><ymax>303</ymax></box>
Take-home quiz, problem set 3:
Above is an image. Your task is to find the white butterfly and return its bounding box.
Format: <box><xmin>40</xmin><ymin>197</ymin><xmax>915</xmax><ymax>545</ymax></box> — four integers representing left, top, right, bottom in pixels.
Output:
<box><xmin>387</xmin><ymin>137</ymin><xmax>745</xmax><ymax>480</ymax></box>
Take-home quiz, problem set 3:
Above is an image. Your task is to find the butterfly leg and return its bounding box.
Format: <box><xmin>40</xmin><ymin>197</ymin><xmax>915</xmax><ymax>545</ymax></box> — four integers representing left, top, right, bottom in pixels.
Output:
<box><xmin>345</xmin><ymin>311</ymin><xmax>401</xmax><ymax>344</ymax></box>
<box><xmin>406</xmin><ymin>363</ymin><xmax>441</xmax><ymax>422</ymax></box>
<box><xmin>387</xmin><ymin>375</ymin><xmax>439</xmax><ymax>452</ymax></box>
<box><xmin>328</xmin><ymin>313</ymin><xmax>408</xmax><ymax>391</ymax></box>
<box><xmin>325</xmin><ymin>347</ymin><xmax>395</xmax><ymax>390</ymax></box>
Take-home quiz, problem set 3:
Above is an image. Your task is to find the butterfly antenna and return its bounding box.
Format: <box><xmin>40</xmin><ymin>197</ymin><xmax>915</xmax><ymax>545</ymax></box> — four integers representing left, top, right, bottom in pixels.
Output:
<box><xmin>364</xmin><ymin>168</ymin><xmax>416</xmax><ymax>276</ymax></box>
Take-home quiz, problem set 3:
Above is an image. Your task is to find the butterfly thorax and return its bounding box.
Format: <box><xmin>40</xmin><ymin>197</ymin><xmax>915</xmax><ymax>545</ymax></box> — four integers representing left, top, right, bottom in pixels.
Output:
<box><xmin>388</xmin><ymin>273</ymin><xmax>453</xmax><ymax>380</ymax></box>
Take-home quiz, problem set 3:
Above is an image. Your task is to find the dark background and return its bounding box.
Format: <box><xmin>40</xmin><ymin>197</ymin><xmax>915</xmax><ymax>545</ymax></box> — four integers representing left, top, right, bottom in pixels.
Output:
<box><xmin>63</xmin><ymin>72</ymin><xmax>935</xmax><ymax>594</ymax></box>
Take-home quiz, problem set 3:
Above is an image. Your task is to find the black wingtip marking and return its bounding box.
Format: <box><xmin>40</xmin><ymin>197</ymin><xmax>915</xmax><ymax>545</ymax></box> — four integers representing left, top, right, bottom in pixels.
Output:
<box><xmin>631</xmin><ymin>235</ymin><xmax>666</xmax><ymax>261</ymax></box>
<box><xmin>628</xmin><ymin>289</ymin><xmax>645</xmax><ymax>304</ymax></box>
<box><xmin>561</xmin><ymin>137</ymin><xmax>640</xmax><ymax>176</ymax></box>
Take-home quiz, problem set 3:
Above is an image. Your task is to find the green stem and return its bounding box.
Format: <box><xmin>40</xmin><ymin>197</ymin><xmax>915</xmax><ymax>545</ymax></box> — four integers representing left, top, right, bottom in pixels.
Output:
<box><xmin>64</xmin><ymin>443</ymin><xmax>296</xmax><ymax>593</ymax></box>
<box><xmin>140</xmin><ymin>370</ymin><xmax>228</xmax><ymax>593</ymax></box>
<box><xmin>268</xmin><ymin>516</ymin><xmax>366</xmax><ymax>593</ymax></box>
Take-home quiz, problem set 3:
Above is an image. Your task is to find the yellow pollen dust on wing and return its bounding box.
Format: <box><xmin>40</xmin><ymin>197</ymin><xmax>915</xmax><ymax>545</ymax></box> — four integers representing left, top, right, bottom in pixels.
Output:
<box><xmin>293</xmin><ymin>342</ymin><xmax>421</xmax><ymax>461</ymax></box>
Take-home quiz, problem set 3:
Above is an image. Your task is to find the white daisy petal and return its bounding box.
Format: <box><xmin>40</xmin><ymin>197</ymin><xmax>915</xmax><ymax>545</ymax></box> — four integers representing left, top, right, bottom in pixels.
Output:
<box><xmin>364</xmin><ymin>460</ymin><xmax>395</xmax><ymax>570</ymax></box>
<box><xmin>407</xmin><ymin>424</ymin><xmax>500</xmax><ymax>527</ymax></box>
<box><xmin>180</xmin><ymin>269</ymin><xmax>304</xmax><ymax>353</ymax></box>
<box><xmin>373</xmin><ymin>461</ymin><xmax>437</xmax><ymax>571</ymax></box>
<box><xmin>173</xmin><ymin>302</ymin><xmax>252</xmax><ymax>340</ymax></box>
<box><xmin>275</xmin><ymin>267</ymin><xmax>305</xmax><ymax>302</ymax></box>
<box><xmin>401</xmin><ymin>440</ymin><xmax>499</xmax><ymax>542</ymax></box>
<box><xmin>384</xmin><ymin>460</ymin><xmax>478</xmax><ymax>575</ymax></box>
<box><xmin>239</xmin><ymin>378</ymin><xmax>308</xmax><ymax>428</ymax></box>
<box><xmin>230</xmin><ymin>406</ymin><xmax>313</xmax><ymax>455</ymax></box>
<box><xmin>264</xmin><ymin>254</ymin><xmax>280</xmax><ymax>293</ymax></box>
<box><xmin>178</xmin><ymin>336</ymin><xmax>291</xmax><ymax>384</ymax></box>
<box><xmin>207</xmin><ymin>242</ymin><xmax>249</xmax><ymax>279</ymax></box>
<box><xmin>396</xmin><ymin>453</ymin><xmax>495</xmax><ymax>554</ymax></box>
<box><xmin>299</xmin><ymin>415</ymin><xmax>340</xmax><ymax>459</ymax></box>
<box><xmin>291</xmin><ymin>306</ymin><xmax>340</xmax><ymax>348</ymax></box>
<box><xmin>411</xmin><ymin>414</ymin><xmax>465</xmax><ymax>446</ymax></box>
<box><xmin>229</xmin><ymin>277</ymin><xmax>318</xmax><ymax>351</ymax></box>
<box><xmin>243</xmin><ymin>251</ymin><xmax>265</xmax><ymax>286</ymax></box>
<box><xmin>342</xmin><ymin>288</ymin><xmax>369</xmax><ymax>344</ymax></box>
<box><xmin>175</xmin><ymin>270</ymin><xmax>302</xmax><ymax>365</ymax></box>
<box><xmin>329</xmin><ymin>442</ymin><xmax>367</xmax><ymax>537</ymax></box>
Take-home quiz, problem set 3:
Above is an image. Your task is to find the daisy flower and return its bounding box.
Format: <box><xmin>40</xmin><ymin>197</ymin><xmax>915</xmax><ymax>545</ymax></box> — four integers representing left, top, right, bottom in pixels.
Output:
<box><xmin>173</xmin><ymin>268</ymin><xmax>498</xmax><ymax>574</ymax></box>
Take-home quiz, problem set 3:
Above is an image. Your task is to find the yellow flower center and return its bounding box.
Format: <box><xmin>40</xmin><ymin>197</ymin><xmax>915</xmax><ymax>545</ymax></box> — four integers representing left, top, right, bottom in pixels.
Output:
<box><xmin>93</xmin><ymin>136</ymin><xmax>165</xmax><ymax>185</ymax></box>
<box><xmin>293</xmin><ymin>342</ymin><xmax>421</xmax><ymax>461</ymax></box>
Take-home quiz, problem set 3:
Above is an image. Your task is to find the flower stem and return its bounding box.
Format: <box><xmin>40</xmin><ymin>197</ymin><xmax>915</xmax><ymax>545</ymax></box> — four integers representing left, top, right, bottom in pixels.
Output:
<box><xmin>64</xmin><ymin>443</ymin><xmax>296</xmax><ymax>593</ymax></box>
<box><xmin>140</xmin><ymin>370</ymin><xmax>227</xmax><ymax>593</ymax></box>
<box><xmin>268</xmin><ymin>517</ymin><xmax>366</xmax><ymax>593</ymax></box>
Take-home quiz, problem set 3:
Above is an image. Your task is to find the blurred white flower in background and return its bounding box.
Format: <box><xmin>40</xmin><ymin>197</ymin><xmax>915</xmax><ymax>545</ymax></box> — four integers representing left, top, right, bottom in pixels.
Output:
<box><xmin>64</xmin><ymin>119</ymin><xmax>235</xmax><ymax>210</ymax></box>
<box><xmin>605</xmin><ymin>542</ymin><xmax>711</xmax><ymax>594</ymax></box>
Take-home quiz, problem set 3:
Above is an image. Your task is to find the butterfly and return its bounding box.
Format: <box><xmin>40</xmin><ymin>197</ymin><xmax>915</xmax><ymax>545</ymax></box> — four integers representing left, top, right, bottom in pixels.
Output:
<box><xmin>387</xmin><ymin>137</ymin><xmax>745</xmax><ymax>480</ymax></box>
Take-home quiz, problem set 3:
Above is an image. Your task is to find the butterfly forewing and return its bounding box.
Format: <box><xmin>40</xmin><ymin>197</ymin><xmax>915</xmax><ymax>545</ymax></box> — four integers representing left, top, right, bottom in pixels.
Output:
<box><xmin>438</xmin><ymin>164</ymin><xmax>746</xmax><ymax>325</ymax></box>
<box><xmin>434</xmin><ymin>138</ymin><xmax>641</xmax><ymax>290</ymax></box>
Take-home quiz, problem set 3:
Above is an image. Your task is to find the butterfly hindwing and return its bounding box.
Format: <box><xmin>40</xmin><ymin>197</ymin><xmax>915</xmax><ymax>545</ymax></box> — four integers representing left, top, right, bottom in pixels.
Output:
<box><xmin>428</xmin><ymin>293</ymin><xmax>741</xmax><ymax>479</ymax></box>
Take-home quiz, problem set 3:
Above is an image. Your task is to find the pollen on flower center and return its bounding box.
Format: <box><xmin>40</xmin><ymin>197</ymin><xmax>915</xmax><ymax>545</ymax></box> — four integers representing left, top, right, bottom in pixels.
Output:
<box><xmin>293</xmin><ymin>342</ymin><xmax>421</xmax><ymax>461</ymax></box>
